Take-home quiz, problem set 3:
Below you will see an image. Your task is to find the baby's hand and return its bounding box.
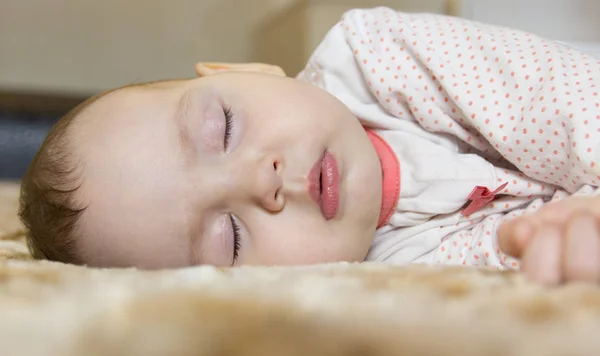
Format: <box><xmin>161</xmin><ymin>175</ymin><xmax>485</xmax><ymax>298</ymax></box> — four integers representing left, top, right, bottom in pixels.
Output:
<box><xmin>498</xmin><ymin>196</ymin><xmax>600</xmax><ymax>286</ymax></box>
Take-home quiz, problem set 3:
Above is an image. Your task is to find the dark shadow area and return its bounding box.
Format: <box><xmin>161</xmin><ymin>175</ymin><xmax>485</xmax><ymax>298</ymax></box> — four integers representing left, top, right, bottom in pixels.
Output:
<box><xmin>0</xmin><ymin>91</ymin><xmax>87</xmax><ymax>180</ymax></box>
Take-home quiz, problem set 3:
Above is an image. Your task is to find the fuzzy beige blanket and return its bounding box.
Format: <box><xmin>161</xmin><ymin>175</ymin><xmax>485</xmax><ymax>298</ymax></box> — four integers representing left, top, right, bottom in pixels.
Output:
<box><xmin>2</xmin><ymin>181</ymin><xmax>600</xmax><ymax>355</ymax></box>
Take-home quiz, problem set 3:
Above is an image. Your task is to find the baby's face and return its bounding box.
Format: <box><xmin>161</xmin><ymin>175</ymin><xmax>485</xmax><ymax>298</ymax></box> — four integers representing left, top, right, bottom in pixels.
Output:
<box><xmin>72</xmin><ymin>72</ymin><xmax>382</xmax><ymax>269</ymax></box>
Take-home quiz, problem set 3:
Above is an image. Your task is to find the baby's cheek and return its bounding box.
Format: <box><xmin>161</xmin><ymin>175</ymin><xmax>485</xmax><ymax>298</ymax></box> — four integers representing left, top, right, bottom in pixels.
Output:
<box><xmin>242</xmin><ymin>225</ymin><xmax>320</xmax><ymax>265</ymax></box>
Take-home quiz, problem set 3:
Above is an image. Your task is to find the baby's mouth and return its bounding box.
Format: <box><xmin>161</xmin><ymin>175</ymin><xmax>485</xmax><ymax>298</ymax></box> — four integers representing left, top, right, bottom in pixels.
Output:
<box><xmin>319</xmin><ymin>171</ymin><xmax>323</xmax><ymax>195</ymax></box>
<box><xmin>308</xmin><ymin>150</ymin><xmax>340</xmax><ymax>220</ymax></box>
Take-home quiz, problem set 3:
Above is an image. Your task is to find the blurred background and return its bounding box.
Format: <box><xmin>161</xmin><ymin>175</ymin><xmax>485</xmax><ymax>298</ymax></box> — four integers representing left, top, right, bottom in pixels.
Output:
<box><xmin>1</xmin><ymin>0</ymin><xmax>600</xmax><ymax>179</ymax></box>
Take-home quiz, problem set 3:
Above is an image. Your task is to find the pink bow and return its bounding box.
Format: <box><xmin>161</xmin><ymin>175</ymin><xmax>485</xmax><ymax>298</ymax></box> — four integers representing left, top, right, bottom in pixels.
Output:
<box><xmin>462</xmin><ymin>182</ymin><xmax>508</xmax><ymax>216</ymax></box>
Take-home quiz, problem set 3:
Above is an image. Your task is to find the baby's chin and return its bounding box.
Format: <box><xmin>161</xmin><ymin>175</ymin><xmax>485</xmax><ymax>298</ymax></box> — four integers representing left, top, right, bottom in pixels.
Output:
<box><xmin>345</xmin><ymin>133</ymin><xmax>383</xmax><ymax>230</ymax></box>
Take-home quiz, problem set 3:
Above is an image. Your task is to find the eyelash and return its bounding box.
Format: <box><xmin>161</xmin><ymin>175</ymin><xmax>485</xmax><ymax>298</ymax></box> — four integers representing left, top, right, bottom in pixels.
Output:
<box><xmin>230</xmin><ymin>214</ymin><xmax>241</xmax><ymax>263</ymax></box>
<box><xmin>223</xmin><ymin>105</ymin><xmax>234</xmax><ymax>150</ymax></box>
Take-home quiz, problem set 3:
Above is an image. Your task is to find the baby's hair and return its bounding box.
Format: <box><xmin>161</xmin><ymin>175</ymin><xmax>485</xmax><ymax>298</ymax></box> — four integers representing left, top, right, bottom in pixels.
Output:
<box><xmin>18</xmin><ymin>79</ymin><xmax>183</xmax><ymax>264</ymax></box>
<box><xmin>18</xmin><ymin>90</ymin><xmax>112</xmax><ymax>264</ymax></box>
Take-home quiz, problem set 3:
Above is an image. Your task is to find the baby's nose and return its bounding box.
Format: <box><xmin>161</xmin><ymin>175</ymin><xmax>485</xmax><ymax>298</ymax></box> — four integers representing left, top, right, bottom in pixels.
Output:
<box><xmin>249</xmin><ymin>154</ymin><xmax>284</xmax><ymax>212</ymax></box>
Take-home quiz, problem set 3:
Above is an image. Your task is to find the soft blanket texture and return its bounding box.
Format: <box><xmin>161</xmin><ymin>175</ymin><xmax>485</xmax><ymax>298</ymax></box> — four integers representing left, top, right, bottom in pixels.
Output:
<box><xmin>2</xmin><ymin>181</ymin><xmax>600</xmax><ymax>355</ymax></box>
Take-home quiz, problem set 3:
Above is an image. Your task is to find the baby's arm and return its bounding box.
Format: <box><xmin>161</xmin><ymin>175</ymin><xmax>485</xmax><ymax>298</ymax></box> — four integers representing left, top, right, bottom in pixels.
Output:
<box><xmin>448</xmin><ymin>40</ymin><xmax>600</xmax><ymax>194</ymax></box>
<box><xmin>338</xmin><ymin>9</ymin><xmax>600</xmax><ymax>192</ymax></box>
<box><xmin>443</xmin><ymin>34</ymin><xmax>600</xmax><ymax>284</ymax></box>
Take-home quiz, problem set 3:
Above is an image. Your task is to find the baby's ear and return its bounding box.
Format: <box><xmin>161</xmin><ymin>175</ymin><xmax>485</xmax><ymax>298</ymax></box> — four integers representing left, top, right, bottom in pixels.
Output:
<box><xmin>195</xmin><ymin>62</ymin><xmax>286</xmax><ymax>77</ymax></box>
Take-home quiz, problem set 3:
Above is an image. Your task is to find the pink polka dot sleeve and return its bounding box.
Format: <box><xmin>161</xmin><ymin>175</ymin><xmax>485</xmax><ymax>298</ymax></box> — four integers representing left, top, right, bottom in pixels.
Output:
<box><xmin>341</xmin><ymin>8</ymin><xmax>600</xmax><ymax>192</ymax></box>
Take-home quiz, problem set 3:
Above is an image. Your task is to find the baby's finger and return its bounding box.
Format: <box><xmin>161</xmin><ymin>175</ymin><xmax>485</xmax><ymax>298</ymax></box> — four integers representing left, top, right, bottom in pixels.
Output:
<box><xmin>563</xmin><ymin>213</ymin><xmax>600</xmax><ymax>284</ymax></box>
<box><xmin>497</xmin><ymin>218</ymin><xmax>535</xmax><ymax>258</ymax></box>
<box><xmin>521</xmin><ymin>226</ymin><xmax>563</xmax><ymax>286</ymax></box>
<box><xmin>537</xmin><ymin>197</ymin><xmax>600</xmax><ymax>223</ymax></box>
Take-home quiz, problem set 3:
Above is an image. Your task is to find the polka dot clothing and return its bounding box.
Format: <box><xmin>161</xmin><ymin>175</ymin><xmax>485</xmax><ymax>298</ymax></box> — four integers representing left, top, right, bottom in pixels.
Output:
<box><xmin>297</xmin><ymin>7</ymin><xmax>600</xmax><ymax>270</ymax></box>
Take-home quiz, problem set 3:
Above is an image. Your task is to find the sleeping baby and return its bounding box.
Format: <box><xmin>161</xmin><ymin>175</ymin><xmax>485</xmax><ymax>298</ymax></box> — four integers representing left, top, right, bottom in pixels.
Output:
<box><xmin>19</xmin><ymin>7</ymin><xmax>600</xmax><ymax>285</ymax></box>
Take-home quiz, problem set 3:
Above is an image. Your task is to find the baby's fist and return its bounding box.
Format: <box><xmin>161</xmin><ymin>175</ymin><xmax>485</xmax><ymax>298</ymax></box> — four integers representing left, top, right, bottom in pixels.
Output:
<box><xmin>498</xmin><ymin>197</ymin><xmax>600</xmax><ymax>286</ymax></box>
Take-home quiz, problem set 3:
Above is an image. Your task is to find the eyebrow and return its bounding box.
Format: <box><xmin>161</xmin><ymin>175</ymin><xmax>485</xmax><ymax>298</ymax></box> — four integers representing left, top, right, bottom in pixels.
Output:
<box><xmin>187</xmin><ymin>221</ymin><xmax>205</xmax><ymax>266</ymax></box>
<box><xmin>175</xmin><ymin>89</ymin><xmax>197</xmax><ymax>161</ymax></box>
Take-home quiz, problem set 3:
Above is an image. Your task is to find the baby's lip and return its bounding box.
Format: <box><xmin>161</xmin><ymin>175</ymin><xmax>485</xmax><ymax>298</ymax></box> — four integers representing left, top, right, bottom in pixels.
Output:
<box><xmin>307</xmin><ymin>150</ymin><xmax>340</xmax><ymax>220</ymax></box>
<box><xmin>308</xmin><ymin>154</ymin><xmax>322</xmax><ymax>210</ymax></box>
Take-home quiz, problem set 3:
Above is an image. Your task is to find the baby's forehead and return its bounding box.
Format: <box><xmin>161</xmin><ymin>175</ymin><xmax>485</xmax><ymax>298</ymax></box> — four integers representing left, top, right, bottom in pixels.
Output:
<box><xmin>81</xmin><ymin>80</ymin><xmax>186</xmax><ymax>116</ymax></box>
